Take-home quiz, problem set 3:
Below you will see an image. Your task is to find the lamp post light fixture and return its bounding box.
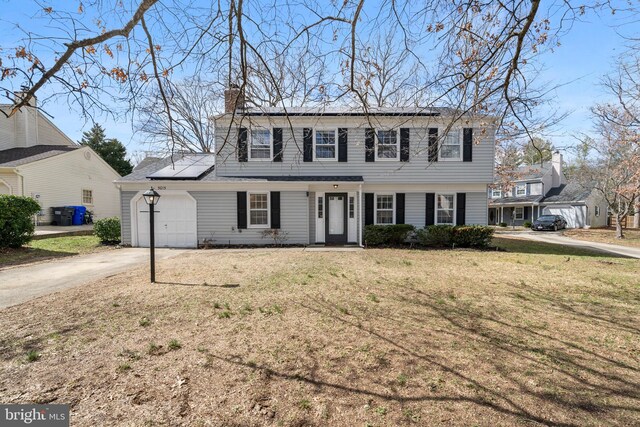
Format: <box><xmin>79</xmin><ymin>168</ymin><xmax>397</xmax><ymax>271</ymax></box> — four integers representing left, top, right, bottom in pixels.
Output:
<box><xmin>142</xmin><ymin>187</ymin><xmax>161</xmax><ymax>283</ymax></box>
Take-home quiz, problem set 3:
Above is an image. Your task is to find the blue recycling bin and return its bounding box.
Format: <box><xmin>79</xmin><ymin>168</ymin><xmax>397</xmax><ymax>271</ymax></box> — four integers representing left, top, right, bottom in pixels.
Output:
<box><xmin>70</xmin><ymin>206</ymin><xmax>87</xmax><ymax>225</ymax></box>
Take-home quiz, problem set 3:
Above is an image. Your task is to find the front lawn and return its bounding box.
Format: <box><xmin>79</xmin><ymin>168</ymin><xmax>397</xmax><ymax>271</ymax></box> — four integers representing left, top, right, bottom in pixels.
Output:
<box><xmin>0</xmin><ymin>238</ymin><xmax>638</xmax><ymax>426</ymax></box>
<box><xmin>0</xmin><ymin>235</ymin><xmax>108</xmax><ymax>268</ymax></box>
<box><xmin>564</xmin><ymin>227</ymin><xmax>640</xmax><ymax>248</ymax></box>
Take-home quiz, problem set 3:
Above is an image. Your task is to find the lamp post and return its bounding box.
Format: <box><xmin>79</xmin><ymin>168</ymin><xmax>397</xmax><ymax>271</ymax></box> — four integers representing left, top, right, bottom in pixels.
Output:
<box><xmin>143</xmin><ymin>187</ymin><xmax>161</xmax><ymax>283</ymax></box>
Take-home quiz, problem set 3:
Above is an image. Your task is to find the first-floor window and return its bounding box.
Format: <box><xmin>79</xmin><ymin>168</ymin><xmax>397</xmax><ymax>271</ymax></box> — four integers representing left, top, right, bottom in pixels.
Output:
<box><xmin>349</xmin><ymin>196</ymin><xmax>355</xmax><ymax>219</ymax></box>
<box><xmin>514</xmin><ymin>207</ymin><xmax>524</xmax><ymax>220</ymax></box>
<box><xmin>249</xmin><ymin>193</ymin><xmax>269</xmax><ymax>227</ymax></box>
<box><xmin>595</xmin><ymin>206</ymin><xmax>601</xmax><ymax>217</ymax></box>
<box><xmin>318</xmin><ymin>196</ymin><xmax>323</xmax><ymax>219</ymax></box>
<box><xmin>82</xmin><ymin>189</ymin><xmax>93</xmax><ymax>205</ymax></box>
<box><xmin>436</xmin><ymin>194</ymin><xmax>455</xmax><ymax>224</ymax></box>
<box><xmin>376</xmin><ymin>194</ymin><xmax>394</xmax><ymax>224</ymax></box>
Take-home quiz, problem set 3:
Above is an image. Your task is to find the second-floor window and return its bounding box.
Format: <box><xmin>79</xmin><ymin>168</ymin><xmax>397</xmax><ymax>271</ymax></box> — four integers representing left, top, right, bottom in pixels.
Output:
<box><xmin>376</xmin><ymin>130</ymin><xmax>399</xmax><ymax>160</ymax></box>
<box><xmin>314</xmin><ymin>129</ymin><xmax>336</xmax><ymax>160</ymax></box>
<box><xmin>439</xmin><ymin>130</ymin><xmax>462</xmax><ymax>161</ymax></box>
<box><xmin>515</xmin><ymin>184</ymin><xmax>526</xmax><ymax>196</ymax></box>
<box><xmin>491</xmin><ymin>188</ymin><xmax>502</xmax><ymax>198</ymax></box>
<box><xmin>250</xmin><ymin>129</ymin><xmax>271</xmax><ymax>160</ymax></box>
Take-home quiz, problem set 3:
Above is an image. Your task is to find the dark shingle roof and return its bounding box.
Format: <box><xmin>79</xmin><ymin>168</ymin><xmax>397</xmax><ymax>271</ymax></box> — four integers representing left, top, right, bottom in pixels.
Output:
<box><xmin>216</xmin><ymin>106</ymin><xmax>464</xmax><ymax>119</ymax></box>
<box><xmin>489</xmin><ymin>195</ymin><xmax>544</xmax><ymax>205</ymax></box>
<box><xmin>133</xmin><ymin>156</ymin><xmax>163</xmax><ymax>171</ymax></box>
<box><xmin>0</xmin><ymin>145</ymin><xmax>78</xmax><ymax>167</ymax></box>
<box><xmin>226</xmin><ymin>176</ymin><xmax>363</xmax><ymax>182</ymax></box>
<box><xmin>542</xmin><ymin>182</ymin><xmax>593</xmax><ymax>203</ymax></box>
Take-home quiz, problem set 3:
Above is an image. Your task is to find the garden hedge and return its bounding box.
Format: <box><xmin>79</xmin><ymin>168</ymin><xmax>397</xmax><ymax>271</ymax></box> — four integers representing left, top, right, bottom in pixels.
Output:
<box><xmin>417</xmin><ymin>225</ymin><xmax>494</xmax><ymax>248</ymax></box>
<box><xmin>364</xmin><ymin>224</ymin><xmax>415</xmax><ymax>246</ymax></box>
<box><xmin>93</xmin><ymin>217</ymin><xmax>121</xmax><ymax>244</ymax></box>
<box><xmin>0</xmin><ymin>195</ymin><xmax>41</xmax><ymax>248</ymax></box>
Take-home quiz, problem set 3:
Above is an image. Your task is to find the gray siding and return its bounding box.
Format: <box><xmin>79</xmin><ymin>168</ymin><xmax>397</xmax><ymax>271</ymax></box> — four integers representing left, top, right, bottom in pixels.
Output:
<box><xmin>466</xmin><ymin>192</ymin><xmax>488</xmax><ymax>225</ymax></box>
<box><xmin>308</xmin><ymin>191</ymin><xmax>316</xmax><ymax>244</ymax></box>
<box><xmin>405</xmin><ymin>193</ymin><xmax>426</xmax><ymax>228</ymax></box>
<box><xmin>120</xmin><ymin>191</ymin><xmax>137</xmax><ymax>245</ymax></box>
<box><xmin>189</xmin><ymin>191</ymin><xmax>309</xmax><ymax>245</ymax></box>
<box><xmin>215</xmin><ymin>126</ymin><xmax>494</xmax><ymax>184</ymax></box>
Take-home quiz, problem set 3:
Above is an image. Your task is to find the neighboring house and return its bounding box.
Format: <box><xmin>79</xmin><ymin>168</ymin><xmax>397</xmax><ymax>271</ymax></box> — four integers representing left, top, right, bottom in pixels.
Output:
<box><xmin>116</xmin><ymin>87</ymin><xmax>496</xmax><ymax>248</ymax></box>
<box><xmin>0</xmin><ymin>100</ymin><xmax>121</xmax><ymax>223</ymax></box>
<box><xmin>488</xmin><ymin>151</ymin><xmax>607</xmax><ymax>228</ymax></box>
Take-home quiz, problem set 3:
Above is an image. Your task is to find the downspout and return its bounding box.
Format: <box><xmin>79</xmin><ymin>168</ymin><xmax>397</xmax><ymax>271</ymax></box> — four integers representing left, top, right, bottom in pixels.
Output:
<box><xmin>358</xmin><ymin>183</ymin><xmax>363</xmax><ymax>247</ymax></box>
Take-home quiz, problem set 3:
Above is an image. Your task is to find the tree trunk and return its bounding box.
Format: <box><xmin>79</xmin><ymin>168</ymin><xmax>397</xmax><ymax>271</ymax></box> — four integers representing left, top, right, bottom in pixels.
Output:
<box><xmin>615</xmin><ymin>214</ymin><xmax>624</xmax><ymax>239</ymax></box>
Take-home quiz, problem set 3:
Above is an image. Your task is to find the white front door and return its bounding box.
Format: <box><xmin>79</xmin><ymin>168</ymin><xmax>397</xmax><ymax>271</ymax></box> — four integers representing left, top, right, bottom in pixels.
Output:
<box><xmin>326</xmin><ymin>194</ymin><xmax>347</xmax><ymax>244</ymax></box>
<box><xmin>135</xmin><ymin>192</ymin><xmax>198</xmax><ymax>248</ymax></box>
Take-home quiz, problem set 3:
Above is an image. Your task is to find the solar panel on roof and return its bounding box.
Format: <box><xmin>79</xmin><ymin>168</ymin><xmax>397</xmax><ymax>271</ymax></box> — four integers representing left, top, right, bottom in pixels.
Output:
<box><xmin>147</xmin><ymin>155</ymin><xmax>215</xmax><ymax>180</ymax></box>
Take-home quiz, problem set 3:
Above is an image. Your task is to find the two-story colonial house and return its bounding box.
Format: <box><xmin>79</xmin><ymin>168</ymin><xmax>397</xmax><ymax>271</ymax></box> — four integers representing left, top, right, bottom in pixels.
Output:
<box><xmin>116</xmin><ymin>88</ymin><xmax>496</xmax><ymax>248</ymax></box>
<box><xmin>488</xmin><ymin>151</ymin><xmax>607</xmax><ymax>228</ymax></box>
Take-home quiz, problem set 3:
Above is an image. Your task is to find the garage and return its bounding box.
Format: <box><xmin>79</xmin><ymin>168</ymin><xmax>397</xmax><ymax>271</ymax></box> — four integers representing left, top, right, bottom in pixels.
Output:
<box><xmin>542</xmin><ymin>205</ymin><xmax>584</xmax><ymax>228</ymax></box>
<box><xmin>134</xmin><ymin>191</ymin><xmax>197</xmax><ymax>248</ymax></box>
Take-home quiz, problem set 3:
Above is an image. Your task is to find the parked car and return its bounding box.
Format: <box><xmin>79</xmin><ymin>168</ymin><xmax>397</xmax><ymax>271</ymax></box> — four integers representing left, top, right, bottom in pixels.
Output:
<box><xmin>531</xmin><ymin>215</ymin><xmax>567</xmax><ymax>231</ymax></box>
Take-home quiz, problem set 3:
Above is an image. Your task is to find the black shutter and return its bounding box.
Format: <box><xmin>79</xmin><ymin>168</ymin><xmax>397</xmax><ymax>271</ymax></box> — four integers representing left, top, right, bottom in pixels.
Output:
<box><xmin>364</xmin><ymin>193</ymin><xmax>374</xmax><ymax>225</ymax></box>
<box><xmin>303</xmin><ymin>128</ymin><xmax>313</xmax><ymax>162</ymax></box>
<box><xmin>365</xmin><ymin>128</ymin><xmax>375</xmax><ymax>162</ymax></box>
<box><xmin>463</xmin><ymin>128</ymin><xmax>473</xmax><ymax>162</ymax></box>
<box><xmin>428</xmin><ymin>128</ymin><xmax>438</xmax><ymax>162</ymax></box>
<box><xmin>524</xmin><ymin>206</ymin><xmax>530</xmax><ymax>220</ymax></box>
<box><xmin>270</xmin><ymin>192</ymin><xmax>281</xmax><ymax>229</ymax></box>
<box><xmin>273</xmin><ymin>128</ymin><xmax>283</xmax><ymax>162</ymax></box>
<box><xmin>238</xmin><ymin>127</ymin><xmax>248</xmax><ymax>162</ymax></box>
<box><xmin>237</xmin><ymin>192</ymin><xmax>247</xmax><ymax>229</ymax></box>
<box><xmin>338</xmin><ymin>128</ymin><xmax>348</xmax><ymax>162</ymax></box>
<box><xmin>425</xmin><ymin>193</ymin><xmax>435</xmax><ymax>226</ymax></box>
<box><xmin>396</xmin><ymin>193</ymin><xmax>405</xmax><ymax>224</ymax></box>
<box><xmin>400</xmin><ymin>128</ymin><xmax>410</xmax><ymax>162</ymax></box>
<box><xmin>456</xmin><ymin>193</ymin><xmax>466</xmax><ymax>225</ymax></box>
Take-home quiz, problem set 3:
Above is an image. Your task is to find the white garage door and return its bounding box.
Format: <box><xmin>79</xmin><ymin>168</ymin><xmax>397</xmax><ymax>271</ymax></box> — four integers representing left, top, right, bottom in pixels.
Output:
<box><xmin>543</xmin><ymin>205</ymin><xmax>580</xmax><ymax>228</ymax></box>
<box><xmin>135</xmin><ymin>192</ymin><xmax>197</xmax><ymax>248</ymax></box>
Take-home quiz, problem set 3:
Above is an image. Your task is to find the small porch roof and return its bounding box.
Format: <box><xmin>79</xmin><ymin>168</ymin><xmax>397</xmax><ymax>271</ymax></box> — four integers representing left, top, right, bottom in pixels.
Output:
<box><xmin>489</xmin><ymin>195</ymin><xmax>544</xmax><ymax>206</ymax></box>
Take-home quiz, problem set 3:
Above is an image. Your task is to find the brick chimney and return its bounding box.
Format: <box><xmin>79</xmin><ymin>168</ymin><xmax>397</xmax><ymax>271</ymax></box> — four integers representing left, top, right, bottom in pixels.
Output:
<box><xmin>224</xmin><ymin>84</ymin><xmax>244</xmax><ymax>113</ymax></box>
<box><xmin>551</xmin><ymin>150</ymin><xmax>564</xmax><ymax>188</ymax></box>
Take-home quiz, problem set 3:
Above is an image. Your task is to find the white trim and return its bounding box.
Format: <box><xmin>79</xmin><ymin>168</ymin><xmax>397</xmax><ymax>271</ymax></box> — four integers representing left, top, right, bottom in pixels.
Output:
<box><xmin>313</xmin><ymin>128</ymin><xmax>338</xmax><ymax>161</ymax></box>
<box><xmin>248</xmin><ymin>128</ymin><xmax>273</xmax><ymax>161</ymax></box>
<box><xmin>438</xmin><ymin>128</ymin><xmax>463</xmax><ymax>162</ymax></box>
<box><xmin>130</xmin><ymin>190</ymin><xmax>198</xmax><ymax>248</ymax></box>
<box><xmin>315</xmin><ymin>191</ymin><xmax>325</xmax><ymax>243</ymax></box>
<box><xmin>247</xmin><ymin>191</ymin><xmax>271</xmax><ymax>228</ymax></box>
<box><xmin>435</xmin><ymin>193</ymin><xmax>456</xmax><ymax>225</ymax></box>
<box><xmin>374</xmin><ymin>193</ymin><xmax>395</xmax><ymax>225</ymax></box>
<box><xmin>375</xmin><ymin>129</ymin><xmax>400</xmax><ymax>161</ymax></box>
<box><xmin>515</xmin><ymin>184</ymin><xmax>526</xmax><ymax>197</ymax></box>
<box><xmin>0</xmin><ymin>177</ymin><xmax>13</xmax><ymax>195</ymax></box>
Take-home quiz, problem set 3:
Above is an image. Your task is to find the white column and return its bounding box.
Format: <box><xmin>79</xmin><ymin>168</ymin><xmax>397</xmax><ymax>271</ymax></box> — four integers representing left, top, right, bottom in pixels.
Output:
<box><xmin>358</xmin><ymin>184</ymin><xmax>363</xmax><ymax>247</ymax></box>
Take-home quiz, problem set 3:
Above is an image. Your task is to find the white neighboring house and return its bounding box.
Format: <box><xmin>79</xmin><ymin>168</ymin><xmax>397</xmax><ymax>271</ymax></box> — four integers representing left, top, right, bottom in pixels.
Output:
<box><xmin>0</xmin><ymin>101</ymin><xmax>121</xmax><ymax>223</ymax></box>
<box><xmin>488</xmin><ymin>151</ymin><xmax>607</xmax><ymax>229</ymax></box>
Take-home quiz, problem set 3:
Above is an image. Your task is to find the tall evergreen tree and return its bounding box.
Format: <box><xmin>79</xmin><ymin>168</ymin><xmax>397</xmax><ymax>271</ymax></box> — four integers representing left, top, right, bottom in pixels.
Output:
<box><xmin>79</xmin><ymin>124</ymin><xmax>133</xmax><ymax>176</ymax></box>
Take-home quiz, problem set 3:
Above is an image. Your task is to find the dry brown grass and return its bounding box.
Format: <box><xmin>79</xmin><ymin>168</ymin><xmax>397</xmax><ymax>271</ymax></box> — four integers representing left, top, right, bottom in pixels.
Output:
<box><xmin>1</xmin><ymin>238</ymin><xmax>639</xmax><ymax>426</ymax></box>
<box><xmin>563</xmin><ymin>227</ymin><xmax>640</xmax><ymax>248</ymax></box>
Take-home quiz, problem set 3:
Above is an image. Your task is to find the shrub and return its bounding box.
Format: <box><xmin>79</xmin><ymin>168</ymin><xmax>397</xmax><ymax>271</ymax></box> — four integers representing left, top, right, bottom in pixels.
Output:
<box><xmin>452</xmin><ymin>225</ymin><xmax>494</xmax><ymax>248</ymax></box>
<box><xmin>0</xmin><ymin>195</ymin><xmax>41</xmax><ymax>248</ymax></box>
<box><xmin>418</xmin><ymin>225</ymin><xmax>494</xmax><ymax>248</ymax></box>
<box><xmin>94</xmin><ymin>217</ymin><xmax>121</xmax><ymax>244</ymax></box>
<box><xmin>523</xmin><ymin>220</ymin><xmax>532</xmax><ymax>228</ymax></box>
<box><xmin>417</xmin><ymin>225</ymin><xmax>454</xmax><ymax>247</ymax></box>
<box><xmin>499</xmin><ymin>222</ymin><xmax>508</xmax><ymax>227</ymax></box>
<box><xmin>364</xmin><ymin>224</ymin><xmax>415</xmax><ymax>246</ymax></box>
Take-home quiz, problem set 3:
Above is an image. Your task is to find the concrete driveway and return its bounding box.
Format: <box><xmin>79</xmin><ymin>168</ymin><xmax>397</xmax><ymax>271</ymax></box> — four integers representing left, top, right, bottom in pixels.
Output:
<box><xmin>0</xmin><ymin>248</ymin><xmax>187</xmax><ymax>309</ymax></box>
<box><xmin>497</xmin><ymin>230</ymin><xmax>640</xmax><ymax>259</ymax></box>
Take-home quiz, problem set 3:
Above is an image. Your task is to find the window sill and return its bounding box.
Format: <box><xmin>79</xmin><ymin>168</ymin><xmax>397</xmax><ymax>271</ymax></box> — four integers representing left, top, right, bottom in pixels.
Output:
<box><xmin>437</xmin><ymin>158</ymin><xmax>463</xmax><ymax>162</ymax></box>
<box><xmin>248</xmin><ymin>158</ymin><xmax>273</xmax><ymax>162</ymax></box>
<box><xmin>247</xmin><ymin>224</ymin><xmax>270</xmax><ymax>229</ymax></box>
<box><xmin>375</xmin><ymin>157</ymin><xmax>400</xmax><ymax>162</ymax></box>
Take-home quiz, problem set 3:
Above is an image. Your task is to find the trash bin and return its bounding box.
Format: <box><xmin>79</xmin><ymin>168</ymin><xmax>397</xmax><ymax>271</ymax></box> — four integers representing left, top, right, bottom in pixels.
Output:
<box><xmin>51</xmin><ymin>207</ymin><xmax>73</xmax><ymax>226</ymax></box>
<box><xmin>69</xmin><ymin>206</ymin><xmax>87</xmax><ymax>226</ymax></box>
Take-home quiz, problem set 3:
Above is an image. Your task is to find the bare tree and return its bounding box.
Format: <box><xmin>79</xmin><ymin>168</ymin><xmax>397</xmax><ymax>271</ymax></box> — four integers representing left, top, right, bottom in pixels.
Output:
<box><xmin>136</xmin><ymin>77</ymin><xmax>218</xmax><ymax>153</ymax></box>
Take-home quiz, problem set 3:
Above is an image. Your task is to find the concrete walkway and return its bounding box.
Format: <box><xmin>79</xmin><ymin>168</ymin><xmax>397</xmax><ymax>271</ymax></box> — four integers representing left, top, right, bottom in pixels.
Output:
<box><xmin>498</xmin><ymin>231</ymin><xmax>640</xmax><ymax>259</ymax></box>
<box><xmin>0</xmin><ymin>248</ymin><xmax>187</xmax><ymax>309</ymax></box>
